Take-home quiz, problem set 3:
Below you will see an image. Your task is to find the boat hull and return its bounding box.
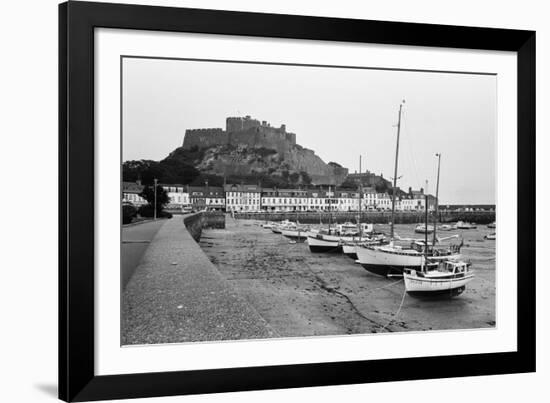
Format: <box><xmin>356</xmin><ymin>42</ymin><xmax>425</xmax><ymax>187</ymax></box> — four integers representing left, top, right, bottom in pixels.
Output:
<box><xmin>404</xmin><ymin>273</ymin><xmax>474</xmax><ymax>296</ymax></box>
<box><xmin>342</xmin><ymin>244</ymin><xmax>357</xmax><ymax>259</ymax></box>
<box><xmin>282</xmin><ymin>229</ymin><xmax>308</xmax><ymax>241</ymax></box>
<box><xmin>356</xmin><ymin>246</ymin><xmax>460</xmax><ymax>276</ymax></box>
<box><xmin>307</xmin><ymin>235</ymin><xmax>342</xmax><ymax>253</ymax></box>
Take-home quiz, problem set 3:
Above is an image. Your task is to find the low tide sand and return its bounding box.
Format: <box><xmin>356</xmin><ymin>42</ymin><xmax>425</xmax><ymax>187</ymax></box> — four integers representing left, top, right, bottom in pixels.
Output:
<box><xmin>199</xmin><ymin>218</ymin><xmax>496</xmax><ymax>337</ymax></box>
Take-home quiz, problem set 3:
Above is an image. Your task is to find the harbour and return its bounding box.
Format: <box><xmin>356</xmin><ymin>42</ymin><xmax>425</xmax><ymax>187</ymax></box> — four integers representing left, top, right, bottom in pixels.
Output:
<box><xmin>199</xmin><ymin>217</ymin><xmax>496</xmax><ymax>336</ymax></box>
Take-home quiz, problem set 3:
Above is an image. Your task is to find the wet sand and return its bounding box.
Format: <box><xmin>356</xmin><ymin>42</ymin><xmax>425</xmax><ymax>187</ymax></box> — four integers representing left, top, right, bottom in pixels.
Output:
<box><xmin>199</xmin><ymin>218</ymin><xmax>495</xmax><ymax>336</ymax></box>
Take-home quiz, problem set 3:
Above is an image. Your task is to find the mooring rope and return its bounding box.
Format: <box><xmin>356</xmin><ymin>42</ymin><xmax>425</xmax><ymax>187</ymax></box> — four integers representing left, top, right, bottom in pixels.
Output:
<box><xmin>380</xmin><ymin>283</ymin><xmax>407</xmax><ymax>332</ymax></box>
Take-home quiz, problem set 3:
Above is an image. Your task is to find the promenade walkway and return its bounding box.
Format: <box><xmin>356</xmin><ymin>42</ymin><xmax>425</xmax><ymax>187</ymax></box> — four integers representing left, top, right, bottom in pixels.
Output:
<box><xmin>122</xmin><ymin>216</ymin><xmax>277</xmax><ymax>344</ymax></box>
<box><xmin>121</xmin><ymin>219</ymin><xmax>166</xmax><ymax>288</ymax></box>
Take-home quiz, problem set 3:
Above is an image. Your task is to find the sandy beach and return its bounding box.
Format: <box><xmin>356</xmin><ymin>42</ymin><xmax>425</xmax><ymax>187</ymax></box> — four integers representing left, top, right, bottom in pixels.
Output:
<box><xmin>198</xmin><ymin>217</ymin><xmax>496</xmax><ymax>337</ymax></box>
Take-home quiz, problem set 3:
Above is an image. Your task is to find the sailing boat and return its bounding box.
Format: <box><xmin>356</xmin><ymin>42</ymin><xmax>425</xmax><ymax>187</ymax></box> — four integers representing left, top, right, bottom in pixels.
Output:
<box><xmin>281</xmin><ymin>209</ymin><xmax>309</xmax><ymax>242</ymax></box>
<box><xmin>342</xmin><ymin>162</ymin><xmax>384</xmax><ymax>258</ymax></box>
<box><xmin>307</xmin><ymin>186</ymin><xmax>342</xmax><ymax>252</ymax></box>
<box><xmin>356</xmin><ymin>104</ymin><xmax>461</xmax><ymax>276</ymax></box>
<box><xmin>403</xmin><ymin>189</ymin><xmax>474</xmax><ymax>296</ymax></box>
<box><xmin>403</xmin><ymin>258</ymin><xmax>475</xmax><ymax>296</ymax></box>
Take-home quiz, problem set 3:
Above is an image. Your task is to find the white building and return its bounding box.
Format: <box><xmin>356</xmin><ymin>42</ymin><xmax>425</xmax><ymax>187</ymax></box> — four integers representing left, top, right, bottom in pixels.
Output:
<box><xmin>225</xmin><ymin>184</ymin><xmax>262</xmax><ymax>212</ymax></box>
<box><xmin>376</xmin><ymin>193</ymin><xmax>393</xmax><ymax>211</ymax></box>
<box><xmin>122</xmin><ymin>181</ymin><xmax>147</xmax><ymax>207</ymax></box>
<box><xmin>205</xmin><ymin>187</ymin><xmax>225</xmax><ymax>211</ymax></box>
<box><xmin>306</xmin><ymin>190</ymin><xmax>326</xmax><ymax>212</ymax></box>
<box><xmin>335</xmin><ymin>190</ymin><xmax>361</xmax><ymax>212</ymax></box>
<box><xmin>261</xmin><ymin>188</ymin><xmax>309</xmax><ymax>212</ymax></box>
<box><xmin>161</xmin><ymin>184</ymin><xmax>190</xmax><ymax>210</ymax></box>
<box><xmin>401</xmin><ymin>197</ymin><xmax>425</xmax><ymax>211</ymax></box>
<box><xmin>363</xmin><ymin>187</ymin><xmax>377</xmax><ymax>210</ymax></box>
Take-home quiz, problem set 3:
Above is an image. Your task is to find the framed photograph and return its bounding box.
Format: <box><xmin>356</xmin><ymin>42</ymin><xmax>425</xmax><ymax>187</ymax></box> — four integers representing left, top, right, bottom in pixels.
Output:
<box><xmin>59</xmin><ymin>1</ymin><xmax>535</xmax><ymax>401</ymax></box>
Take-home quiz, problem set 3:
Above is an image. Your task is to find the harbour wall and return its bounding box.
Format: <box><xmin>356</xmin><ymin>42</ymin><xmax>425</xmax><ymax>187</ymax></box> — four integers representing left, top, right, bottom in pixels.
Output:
<box><xmin>233</xmin><ymin>211</ymin><xmax>495</xmax><ymax>225</ymax></box>
<box><xmin>182</xmin><ymin>212</ymin><xmax>226</xmax><ymax>241</ymax></box>
<box><xmin>122</xmin><ymin>214</ymin><xmax>275</xmax><ymax>344</ymax></box>
<box><xmin>183</xmin><ymin>213</ymin><xmax>205</xmax><ymax>241</ymax></box>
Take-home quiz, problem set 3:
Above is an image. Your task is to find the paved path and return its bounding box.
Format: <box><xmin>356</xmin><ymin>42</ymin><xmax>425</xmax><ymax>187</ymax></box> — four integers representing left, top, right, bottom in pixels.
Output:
<box><xmin>122</xmin><ymin>216</ymin><xmax>276</xmax><ymax>344</ymax></box>
<box><xmin>122</xmin><ymin>219</ymin><xmax>166</xmax><ymax>288</ymax></box>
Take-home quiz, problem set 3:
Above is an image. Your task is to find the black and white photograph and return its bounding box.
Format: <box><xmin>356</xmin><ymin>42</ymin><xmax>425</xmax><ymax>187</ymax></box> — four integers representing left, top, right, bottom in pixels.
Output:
<box><xmin>121</xmin><ymin>57</ymin><xmax>497</xmax><ymax>345</ymax></box>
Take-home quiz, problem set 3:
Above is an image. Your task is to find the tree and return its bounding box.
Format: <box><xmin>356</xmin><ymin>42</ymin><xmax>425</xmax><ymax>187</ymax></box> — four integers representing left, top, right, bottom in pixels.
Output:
<box><xmin>299</xmin><ymin>171</ymin><xmax>312</xmax><ymax>185</ymax></box>
<box><xmin>122</xmin><ymin>204</ymin><xmax>137</xmax><ymax>224</ymax></box>
<box><xmin>289</xmin><ymin>172</ymin><xmax>300</xmax><ymax>184</ymax></box>
<box><xmin>139</xmin><ymin>185</ymin><xmax>169</xmax><ymax>215</ymax></box>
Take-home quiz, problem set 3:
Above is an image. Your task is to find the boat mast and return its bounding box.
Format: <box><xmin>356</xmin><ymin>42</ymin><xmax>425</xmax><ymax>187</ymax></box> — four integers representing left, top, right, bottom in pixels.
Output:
<box><xmin>424</xmin><ymin>180</ymin><xmax>429</xmax><ymax>272</ymax></box>
<box><xmin>328</xmin><ymin>185</ymin><xmax>332</xmax><ymax>231</ymax></box>
<box><xmin>358</xmin><ymin>155</ymin><xmax>363</xmax><ymax>238</ymax></box>
<box><xmin>390</xmin><ymin>101</ymin><xmax>405</xmax><ymax>240</ymax></box>
<box><xmin>433</xmin><ymin>153</ymin><xmax>441</xmax><ymax>245</ymax></box>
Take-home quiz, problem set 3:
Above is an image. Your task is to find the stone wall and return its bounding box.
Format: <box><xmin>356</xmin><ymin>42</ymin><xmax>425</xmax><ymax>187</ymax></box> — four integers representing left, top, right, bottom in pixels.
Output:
<box><xmin>182</xmin><ymin>116</ymin><xmax>296</xmax><ymax>152</ymax></box>
<box><xmin>234</xmin><ymin>211</ymin><xmax>496</xmax><ymax>225</ymax></box>
<box><xmin>203</xmin><ymin>211</ymin><xmax>226</xmax><ymax>229</ymax></box>
<box><xmin>183</xmin><ymin>213</ymin><xmax>205</xmax><ymax>241</ymax></box>
<box><xmin>182</xmin><ymin>212</ymin><xmax>226</xmax><ymax>241</ymax></box>
<box><xmin>182</xmin><ymin>128</ymin><xmax>226</xmax><ymax>149</ymax></box>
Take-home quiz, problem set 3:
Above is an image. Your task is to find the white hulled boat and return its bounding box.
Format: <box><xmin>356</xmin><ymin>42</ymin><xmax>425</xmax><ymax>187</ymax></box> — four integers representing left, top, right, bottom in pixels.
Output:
<box><xmin>356</xmin><ymin>239</ymin><xmax>461</xmax><ymax>276</ymax></box>
<box><xmin>308</xmin><ymin>226</ymin><xmax>380</xmax><ymax>253</ymax></box>
<box><xmin>342</xmin><ymin>235</ymin><xmax>387</xmax><ymax>259</ymax></box>
<box><xmin>307</xmin><ymin>228</ymin><xmax>342</xmax><ymax>252</ymax></box>
<box><xmin>281</xmin><ymin>225</ymin><xmax>310</xmax><ymax>242</ymax></box>
<box><xmin>356</xmin><ymin>107</ymin><xmax>462</xmax><ymax>276</ymax></box>
<box><xmin>456</xmin><ymin>221</ymin><xmax>477</xmax><ymax>229</ymax></box>
<box><xmin>484</xmin><ymin>232</ymin><xmax>496</xmax><ymax>240</ymax></box>
<box><xmin>404</xmin><ymin>259</ymin><xmax>474</xmax><ymax>296</ymax></box>
<box><xmin>271</xmin><ymin>219</ymin><xmax>295</xmax><ymax>234</ymax></box>
<box><xmin>414</xmin><ymin>224</ymin><xmax>434</xmax><ymax>234</ymax></box>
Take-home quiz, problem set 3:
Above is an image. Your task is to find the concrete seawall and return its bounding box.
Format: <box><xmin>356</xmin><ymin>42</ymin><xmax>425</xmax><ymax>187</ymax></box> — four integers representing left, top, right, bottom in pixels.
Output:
<box><xmin>234</xmin><ymin>211</ymin><xmax>496</xmax><ymax>225</ymax></box>
<box><xmin>122</xmin><ymin>214</ymin><xmax>275</xmax><ymax>344</ymax></box>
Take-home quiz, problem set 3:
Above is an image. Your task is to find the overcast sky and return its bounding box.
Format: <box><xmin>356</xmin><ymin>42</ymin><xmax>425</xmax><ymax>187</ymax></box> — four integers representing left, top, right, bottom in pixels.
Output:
<box><xmin>123</xmin><ymin>57</ymin><xmax>496</xmax><ymax>204</ymax></box>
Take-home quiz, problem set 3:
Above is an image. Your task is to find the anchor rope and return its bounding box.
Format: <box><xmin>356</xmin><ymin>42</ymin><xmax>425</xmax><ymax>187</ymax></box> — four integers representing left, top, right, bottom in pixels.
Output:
<box><xmin>380</xmin><ymin>283</ymin><xmax>407</xmax><ymax>332</ymax></box>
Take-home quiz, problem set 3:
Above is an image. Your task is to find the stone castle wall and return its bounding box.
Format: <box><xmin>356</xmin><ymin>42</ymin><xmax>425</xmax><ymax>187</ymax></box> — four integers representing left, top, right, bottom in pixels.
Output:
<box><xmin>182</xmin><ymin>116</ymin><xmax>296</xmax><ymax>151</ymax></box>
<box><xmin>183</xmin><ymin>128</ymin><xmax>227</xmax><ymax>149</ymax></box>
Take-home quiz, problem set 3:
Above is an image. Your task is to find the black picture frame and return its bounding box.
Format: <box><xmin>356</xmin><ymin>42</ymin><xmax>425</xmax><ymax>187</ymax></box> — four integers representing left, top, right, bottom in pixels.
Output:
<box><xmin>59</xmin><ymin>1</ymin><xmax>536</xmax><ymax>401</ymax></box>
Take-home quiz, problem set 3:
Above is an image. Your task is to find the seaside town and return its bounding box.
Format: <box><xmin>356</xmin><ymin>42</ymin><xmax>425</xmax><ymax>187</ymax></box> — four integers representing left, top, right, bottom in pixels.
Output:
<box><xmin>121</xmin><ymin>111</ymin><xmax>496</xmax><ymax>346</ymax></box>
<box><xmin>123</xmin><ymin>179</ymin><xmax>494</xmax><ymax>214</ymax></box>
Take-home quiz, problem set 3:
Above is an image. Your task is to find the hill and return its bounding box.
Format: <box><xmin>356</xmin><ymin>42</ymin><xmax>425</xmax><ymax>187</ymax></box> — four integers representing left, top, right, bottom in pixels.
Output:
<box><xmin>123</xmin><ymin>115</ymin><xmax>349</xmax><ymax>187</ymax></box>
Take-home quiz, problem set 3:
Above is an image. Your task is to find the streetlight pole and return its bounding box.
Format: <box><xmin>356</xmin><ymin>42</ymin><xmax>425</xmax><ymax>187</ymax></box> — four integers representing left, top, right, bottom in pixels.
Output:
<box><xmin>153</xmin><ymin>178</ymin><xmax>158</xmax><ymax>220</ymax></box>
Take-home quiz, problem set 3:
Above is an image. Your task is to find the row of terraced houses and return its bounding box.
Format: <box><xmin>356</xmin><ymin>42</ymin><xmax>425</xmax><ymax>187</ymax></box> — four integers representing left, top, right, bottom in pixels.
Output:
<box><xmin>123</xmin><ymin>182</ymin><xmax>438</xmax><ymax>212</ymax></box>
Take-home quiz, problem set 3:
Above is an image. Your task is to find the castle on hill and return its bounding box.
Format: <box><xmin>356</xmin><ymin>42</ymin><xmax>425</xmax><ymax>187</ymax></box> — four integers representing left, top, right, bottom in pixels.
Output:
<box><xmin>182</xmin><ymin>115</ymin><xmax>297</xmax><ymax>154</ymax></box>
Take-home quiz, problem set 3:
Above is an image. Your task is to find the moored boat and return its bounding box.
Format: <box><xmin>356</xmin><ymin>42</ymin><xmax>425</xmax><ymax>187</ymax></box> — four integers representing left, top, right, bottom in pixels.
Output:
<box><xmin>414</xmin><ymin>224</ymin><xmax>434</xmax><ymax>234</ymax></box>
<box><xmin>281</xmin><ymin>225</ymin><xmax>310</xmax><ymax>242</ymax></box>
<box><xmin>271</xmin><ymin>219</ymin><xmax>295</xmax><ymax>234</ymax></box>
<box><xmin>342</xmin><ymin>236</ymin><xmax>387</xmax><ymax>259</ymax></box>
<box><xmin>307</xmin><ymin>230</ymin><xmax>342</xmax><ymax>253</ymax></box>
<box><xmin>487</xmin><ymin>222</ymin><xmax>496</xmax><ymax>229</ymax></box>
<box><xmin>484</xmin><ymin>232</ymin><xmax>496</xmax><ymax>240</ymax></box>
<box><xmin>456</xmin><ymin>221</ymin><xmax>477</xmax><ymax>229</ymax></box>
<box><xmin>403</xmin><ymin>259</ymin><xmax>475</xmax><ymax>297</ymax></box>
<box><xmin>356</xmin><ymin>240</ymin><xmax>461</xmax><ymax>276</ymax></box>
<box><xmin>342</xmin><ymin>243</ymin><xmax>358</xmax><ymax>258</ymax></box>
